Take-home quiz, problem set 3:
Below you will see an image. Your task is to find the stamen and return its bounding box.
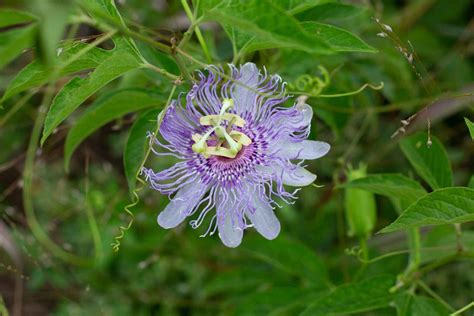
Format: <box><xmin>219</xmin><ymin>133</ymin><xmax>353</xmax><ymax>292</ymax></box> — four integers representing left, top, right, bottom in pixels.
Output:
<box><xmin>191</xmin><ymin>98</ymin><xmax>252</xmax><ymax>158</ymax></box>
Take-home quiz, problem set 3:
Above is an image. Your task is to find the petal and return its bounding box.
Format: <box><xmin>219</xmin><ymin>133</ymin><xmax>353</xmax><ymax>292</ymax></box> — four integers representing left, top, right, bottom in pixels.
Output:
<box><xmin>157</xmin><ymin>181</ymin><xmax>207</xmax><ymax>229</ymax></box>
<box><xmin>279</xmin><ymin>140</ymin><xmax>330</xmax><ymax>160</ymax></box>
<box><xmin>246</xmin><ymin>196</ymin><xmax>280</xmax><ymax>240</ymax></box>
<box><xmin>233</xmin><ymin>63</ymin><xmax>259</xmax><ymax>114</ymax></box>
<box><xmin>217</xmin><ymin>194</ymin><xmax>244</xmax><ymax>248</ymax></box>
<box><xmin>257</xmin><ymin>164</ymin><xmax>316</xmax><ymax>187</ymax></box>
<box><xmin>294</xmin><ymin>103</ymin><xmax>313</xmax><ymax>129</ymax></box>
<box><xmin>282</xmin><ymin>166</ymin><xmax>316</xmax><ymax>186</ymax></box>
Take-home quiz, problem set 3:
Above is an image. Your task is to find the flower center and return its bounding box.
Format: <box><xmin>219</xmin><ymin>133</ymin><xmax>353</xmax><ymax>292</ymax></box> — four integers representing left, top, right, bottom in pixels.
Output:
<box><xmin>191</xmin><ymin>98</ymin><xmax>252</xmax><ymax>159</ymax></box>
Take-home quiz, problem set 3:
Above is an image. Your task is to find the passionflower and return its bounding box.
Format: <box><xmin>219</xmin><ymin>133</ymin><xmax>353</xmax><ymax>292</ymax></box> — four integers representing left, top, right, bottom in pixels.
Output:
<box><xmin>143</xmin><ymin>63</ymin><xmax>330</xmax><ymax>247</ymax></box>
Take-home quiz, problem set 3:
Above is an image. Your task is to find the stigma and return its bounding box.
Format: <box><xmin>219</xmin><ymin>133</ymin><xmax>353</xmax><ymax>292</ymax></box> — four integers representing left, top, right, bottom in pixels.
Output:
<box><xmin>191</xmin><ymin>99</ymin><xmax>252</xmax><ymax>159</ymax></box>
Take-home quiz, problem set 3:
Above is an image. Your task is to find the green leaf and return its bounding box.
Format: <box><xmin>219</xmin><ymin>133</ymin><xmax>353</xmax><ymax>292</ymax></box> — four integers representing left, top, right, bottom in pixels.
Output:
<box><xmin>242</xmin><ymin>235</ymin><xmax>329</xmax><ymax>287</ymax></box>
<box><xmin>2</xmin><ymin>42</ymin><xmax>111</xmax><ymax>102</ymax></box>
<box><xmin>342</xmin><ymin>174</ymin><xmax>427</xmax><ymax>204</ymax></box>
<box><xmin>399</xmin><ymin>132</ymin><xmax>453</xmax><ymax>190</ymax></box>
<box><xmin>465</xmin><ymin>117</ymin><xmax>474</xmax><ymax>140</ymax></box>
<box><xmin>203</xmin><ymin>0</ymin><xmax>333</xmax><ymax>54</ymax></box>
<box><xmin>0</xmin><ymin>8</ymin><xmax>37</xmax><ymax>27</ymax></box>
<box><xmin>380</xmin><ymin>187</ymin><xmax>474</xmax><ymax>233</ymax></box>
<box><xmin>64</xmin><ymin>89</ymin><xmax>164</xmax><ymax>171</ymax></box>
<box><xmin>29</xmin><ymin>0</ymin><xmax>74</xmax><ymax>65</ymax></box>
<box><xmin>301</xmin><ymin>275</ymin><xmax>396</xmax><ymax>316</ymax></box>
<box><xmin>235</xmin><ymin>288</ymin><xmax>326</xmax><ymax>316</ymax></box>
<box><xmin>123</xmin><ymin>108</ymin><xmax>161</xmax><ymax>193</ymax></box>
<box><xmin>301</xmin><ymin>22</ymin><xmax>377</xmax><ymax>53</ymax></box>
<box><xmin>269</xmin><ymin>0</ymin><xmax>335</xmax><ymax>15</ymax></box>
<box><xmin>0</xmin><ymin>24</ymin><xmax>37</xmax><ymax>70</ymax></box>
<box><xmin>394</xmin><ymin>295</ymin><xmax>451</xmax><ymax>316</ymax></box>
<box><xmin>295</xmin><ymin>3</ymin><xmax>365</xmax><ymax>21</ymax></box>
<box><xmin>41</xmin><ymin>52</ymin><xmax>141</xmax><ymax>145</ymax></box>
<box><xmin>80</xmin><ymin>0</ymin><xmax>138</xmax><ymax>54</ymax></box>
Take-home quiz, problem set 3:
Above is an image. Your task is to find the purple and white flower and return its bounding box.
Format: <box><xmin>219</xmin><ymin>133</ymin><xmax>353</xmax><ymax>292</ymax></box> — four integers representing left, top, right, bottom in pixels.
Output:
<box><xmin>143</xmin><ymin>63</ymin><xmax>330</xmax><ymax>247</ymax></box>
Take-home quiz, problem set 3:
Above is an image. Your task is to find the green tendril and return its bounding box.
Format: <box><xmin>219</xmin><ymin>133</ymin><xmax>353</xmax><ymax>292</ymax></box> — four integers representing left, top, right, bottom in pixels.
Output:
<box><xmin>112</xmin><ymin>85</ymin><xmax>178</xmax><ymax>252</ymax></box>
<box><xmin>111</xmin><ymin>179</ymin><xmax>143</xmax><ymax>252</ymax></box>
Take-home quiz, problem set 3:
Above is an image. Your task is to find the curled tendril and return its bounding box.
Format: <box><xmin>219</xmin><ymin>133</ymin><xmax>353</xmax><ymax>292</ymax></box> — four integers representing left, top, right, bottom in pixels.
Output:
<box><xmin>111</xmin><ymin>178</ymin><xmax>146</xmax><ymax>252</ymax></box>
<box><xmin>287</xmin><ymin>65</ymin><xmax>330</xmax><ymax>96</ymax></box>
<box><xmin>111</xmin><ymin>85</ymin><xmax>178</xmax><ymax>252</ymax></box>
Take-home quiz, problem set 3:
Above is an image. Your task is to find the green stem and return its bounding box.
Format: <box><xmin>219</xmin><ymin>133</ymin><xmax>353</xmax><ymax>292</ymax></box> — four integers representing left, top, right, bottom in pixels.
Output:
<box><xmin>417</xmin><ymin>280</ymin><xmax>454</xmax><ymax>312</ymax></box>
<box><xmin>407</xmin><ymin>227</ymin><xmax>421</xmax><ymax>272</ymax></box>
<box><xmin>23</xmin><ymin>83</ymin><xmax>90</xmax><ymax>267</ymax></box>
<box><xmin>142</xmin><ymin>62</ymin><xmax>180</xmax><ymax>81</ymax></box>
<box><xmin>20</xmin><ymin>31</ymin><xmax>118</xmax><ymax>266</ymax></box>
<box><xmin>85</xmin><ymin>156</ymin><xmax>103</xmax><ymax>259</ymax></box>
<box><xmin>180</xmin><ymin>0</ymin><xmax>212</xmax><ymax>63</ymax></box>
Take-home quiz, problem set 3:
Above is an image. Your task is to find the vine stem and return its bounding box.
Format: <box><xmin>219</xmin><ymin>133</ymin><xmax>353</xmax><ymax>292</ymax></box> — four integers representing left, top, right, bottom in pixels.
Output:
<box><xmin>21</xmin><ymin>32</ymin><xmax>118</xmax><ymax>266</ymax></box>
<box><xmin>23</xmin><ymin>82</ymin><xmax>90</xmax><ymax>266</ymax></box>
<box><xmin>180</xmin><ymin>0</ymin><xmax>213</xmax><ymax>63</ymax></box>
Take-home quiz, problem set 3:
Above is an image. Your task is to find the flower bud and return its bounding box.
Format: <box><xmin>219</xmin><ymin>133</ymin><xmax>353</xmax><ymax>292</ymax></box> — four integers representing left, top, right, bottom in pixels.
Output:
<box><xmin>344</xmin><ymin>164</ymin><xmax>377</xmax><ymax>238</ymax></box>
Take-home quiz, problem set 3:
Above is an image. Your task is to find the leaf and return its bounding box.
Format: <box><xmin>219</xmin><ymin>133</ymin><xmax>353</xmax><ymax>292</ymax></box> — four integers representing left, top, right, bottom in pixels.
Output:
<box><xmin>235</xmin><ymin>287</ymin><xmax>326</xmax><ymax>316</ymax></box>
<box><xmin>123</xmin><ymin>108</ymin><xmax>161</xmax><ymax>193</ymax></box>
<box><xmin>301</xmin><ymin>22</ymin><xmax>377</xmax><ymax>53</ymax></box>
<box><xmin>41</xmin><ymin>52</ymin><xmax>141</xmax><ymax>145</ymax></box>
<box><xmin>295</xmin><ymin>3</ymin><xmax>365</xmax><ymax>21</ymax></box>
<box><xmin>394</xmin><ymin>294</ymin><xmax>451</xmax><ymax>316</ymax></box>
<box><xmin>29</xmin><ymin>0</ymin><xmax>74</xmax><ymax>65</ymax></box>
<box><xmin>301</xmin><ymin>275</ymin><xmax>396</xmax><ymax>316</ymax></box>
<box><xmin>64</xmin><ymin>89</ymin><xmax>164</xmax><ymax>171</ymax></box>
<box><xmin>342</xmin><ymin>174</ymin><xmax>427</xmax><ymax>204</ymax></box>
<box><xmin>380</xmin><ymin>187</ymin><xmax>474</xmax><ymax>233</ymax></box>
<box><xmin>203</xmin><ymin>0</ymin><xmax>333</xmax><ymax>54</ymax></box>
<box><xmin>0</xmin><ymin>24</ymin><xmax>37</xmax><ymax>70</ymax></box>
<box><xmin>465</xmin><ymin>117</ymin><xmax>474</xmax><ymax>140</ymax></box>
<box><xmin>399</xmin><ymin>132</ymin><xmax>453</xmax><ymax>190</ymax></box>
<box><xmin>242</xmin><ymin>235</ymin><xmax>329</xmax><ymax>287</ymax></box>
<box><xmin>0</xmin><ymin>8</ymin><xmax>36</xmax><ymax>27</ymax></box>
<box><xmin>269</xmin><ymin>0</ymin><xmax>335</xmax><ymax>15</ymax></box>
<box><xmin>80</xmin><ymin>0</ymin><xmax>138</xmax><ymax>54</ymax></box>
<box><xmin>2</xmin><ymin>42</ymin><xmax>112</xmax><ymax>102</ymax></box>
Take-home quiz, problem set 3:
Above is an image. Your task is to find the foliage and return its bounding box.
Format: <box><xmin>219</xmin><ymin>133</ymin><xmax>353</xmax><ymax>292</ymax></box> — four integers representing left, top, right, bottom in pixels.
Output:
<box><xmin>0</xmin><ymin>0</ymin><xmax>473</xmax><ymax>315</ymax></box>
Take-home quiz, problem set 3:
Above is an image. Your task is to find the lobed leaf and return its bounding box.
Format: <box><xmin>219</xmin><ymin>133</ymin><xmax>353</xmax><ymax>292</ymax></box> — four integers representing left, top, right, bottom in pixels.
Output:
<box><xmin>295</xmin><ymin>3</ymin><xmax>365</xmax><ymax>21</ymax></box>
<box><xmin>302</xmin><ymin>22</ymin><xmax>377</xmax><ymax>53</ymax></box>
<box><xmin>399</xmin><ymin>132</ymin><xmax>453</xmax><ymax>190</ymax></box>
<box><xmin>203</xmin><ymin>0</ymin><xmax>333</xmax><ymax>55</ymax></box>
<box><xmin>41</xmin><ymin>52</ymin><xmax>141</xmax><ymax>145</ymax></box>
<box><xmin>65</xmin><ymin>89</ymin><xmax>164</xmax><ymax>171</ymax></box>
<box><xmin>301</xmin><ymin>275</ymin><xmax>396</xmax><ymax>316</ymax></box>
<box><xmin>380</xmin><ymin>187</ymin><xmax>474</xmax><ymax>233</ymax></box>
<box><xmin>2</xmin><ymin>42</ymin><xmax>111</xmax><ymax>102</ymax></box>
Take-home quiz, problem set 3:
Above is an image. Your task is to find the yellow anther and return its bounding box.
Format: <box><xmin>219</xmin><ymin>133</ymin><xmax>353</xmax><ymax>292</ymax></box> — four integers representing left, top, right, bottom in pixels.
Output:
<box><xmin>230</xmin><ymin>131</ymin><xmax>252</xmax><ymax>146</ymax></box>
<box><xmin>199</xmin><ymin>113</ymin><xmax>246</xmax><ymax>127</ymax></box>
<box><xmin>191</xmin><ymin>98</ymin><xmax>252</xmax><ymax>159</ymax></box>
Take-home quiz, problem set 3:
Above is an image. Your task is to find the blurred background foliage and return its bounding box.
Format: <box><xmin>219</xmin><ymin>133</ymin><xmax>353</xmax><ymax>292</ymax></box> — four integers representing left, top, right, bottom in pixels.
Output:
<box><xmin>0</xmin><ymin>0</ymin><xmax>473</xmax><ymax>315</ymax></box>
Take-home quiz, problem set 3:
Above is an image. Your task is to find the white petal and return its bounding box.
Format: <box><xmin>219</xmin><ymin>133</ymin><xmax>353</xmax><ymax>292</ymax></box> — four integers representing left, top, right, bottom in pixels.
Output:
<box><xmin>256</xmin><ymin>164</ymin><xmax>317</xmax><ymax>187</ymax></box>
<box><xmin>246</xmin><ymin>196</ymin><xmax>280</xmax><ymax>240</ymax></box>
<box><xmin>217</xmin><ymin>195</ymin><xmax>244</xmax><ymax>248</ymax></box>
<box><xmin>295</xmin><ymin>103</ymin><xmax>313</xmax><ymax>129</ymax></box>
<box><xmin>282</xmin><ymin>166</ymin><xmax>316</xmax><ymax>186</ymax></box>
<box><xmin>233</xmin><ymin>63</ymin><xmax>259</xmax><ymax>114</ymax></box>
<box><xmin>279</xmin><ymin>140</ymin><xmax>330</xmax><ymax>160</ymax></box>
<box><xmin>157</xmin><ymin>181</ymin><xmax>207</xmax><ymax>229</ymax></box>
